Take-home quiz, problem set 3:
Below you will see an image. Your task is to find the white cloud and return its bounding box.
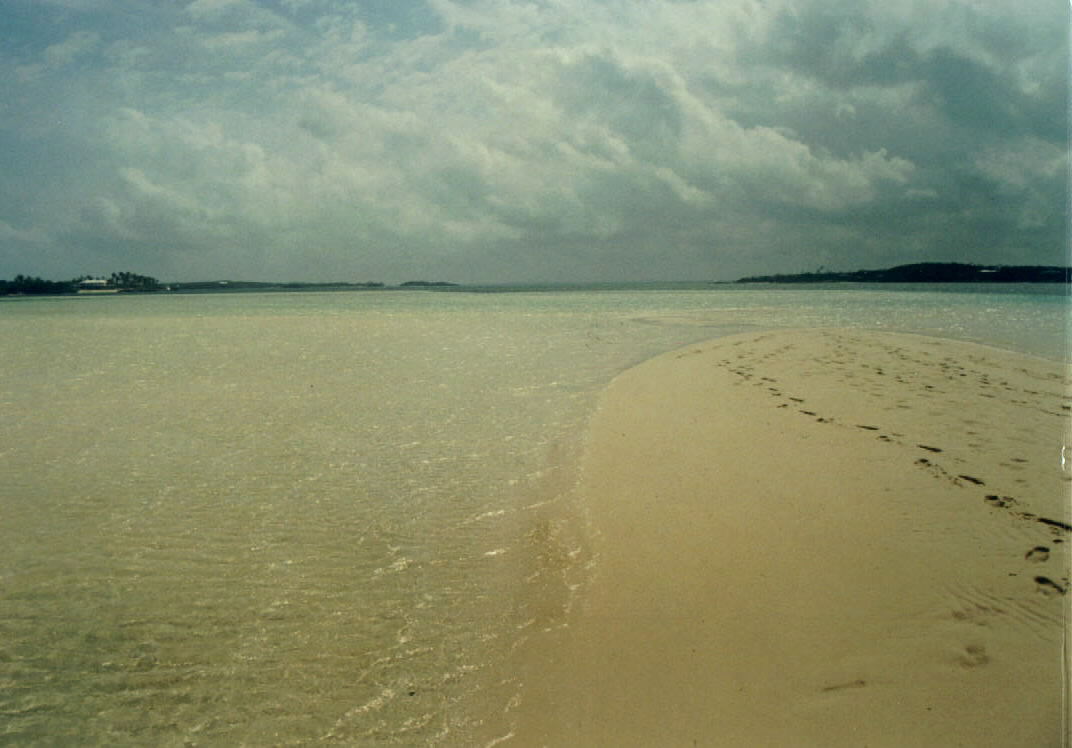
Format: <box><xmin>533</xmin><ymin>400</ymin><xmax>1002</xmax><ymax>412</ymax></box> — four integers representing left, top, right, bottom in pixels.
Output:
<box><xmin>975</xmin><ymin>138</ymin><xmax>1065</xmax><ymax>190</ymax></box>
<box><xmin>44</xmin><ymin>30</ymin><xmax>101</xmax><ymax>67</ymax></box>
<box><xmin>80</xmin><ymin>0</ymin><xmax>1062</xmax><ymax>275</ymax></box>
<box><xmin>202</xmin><ymin>29</ymin><xmax>285</xmax><ymax>49</ymax></box>
<box><xmin>0</xmin><ymin>0</ymin><xmax>1065</xmax><ymax>281</ymax></box>
<box><xmin>0</xmin><ymin>220</ymin><xmax>49</xmax><ymax>244</ymax></box>
<box><xmin>185</xmin><ymin>0</ymin><xmax>245</xmax><ymax>20</ymax></box>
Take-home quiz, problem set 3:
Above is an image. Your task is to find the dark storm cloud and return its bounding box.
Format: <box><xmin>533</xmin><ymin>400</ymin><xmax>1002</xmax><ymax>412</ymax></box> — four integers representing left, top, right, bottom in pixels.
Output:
<box><xmin>0</xmin><ymin>0</ymin><xmax>1066</xmax><ymax>283</ymax></box>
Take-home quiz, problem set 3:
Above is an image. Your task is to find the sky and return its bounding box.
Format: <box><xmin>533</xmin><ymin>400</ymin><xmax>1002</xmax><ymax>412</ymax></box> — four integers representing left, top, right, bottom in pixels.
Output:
<box><xmin>0</xmin><ymin>0</ymin><xmax>1067</xmax><ymax>283</ymax></box>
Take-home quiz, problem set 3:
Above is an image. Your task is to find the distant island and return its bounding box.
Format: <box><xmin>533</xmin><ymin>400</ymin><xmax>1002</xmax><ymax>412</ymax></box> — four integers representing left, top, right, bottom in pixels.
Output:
<box><xmin>0</xmin><ymin>274</ymin><xmax>461</xmax><ymax>296</ymax></box>
<box><xmin>166</xmin><ymin>280</ymin><xmax>457</xmax><ymax>292</ymax></box>
<box><xmin>167</xmin><ymin>280</ymin><xmax>386</xmax><ymax>293</ymax></box>
<box><xmin>5</xmin><ymin>263</ymin><xmax>1069</xmax><ymax>297</ymax></box>
<box><xmin>0</xmin><ymin>272</ymin><xmax>163</xmax><ymax>296</ymax></box>
<box><xmin>735</xmin><ymin>262</ymin><xmax>1070</xmax><ymax>284</ymax></box>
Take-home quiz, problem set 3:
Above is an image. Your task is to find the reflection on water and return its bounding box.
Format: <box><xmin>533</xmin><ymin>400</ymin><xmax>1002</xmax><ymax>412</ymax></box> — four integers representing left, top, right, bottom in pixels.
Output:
<box><xmin>0</xmin><ymin>286</ymin><xmax>1065</xmax><ymax>744</ymax></box>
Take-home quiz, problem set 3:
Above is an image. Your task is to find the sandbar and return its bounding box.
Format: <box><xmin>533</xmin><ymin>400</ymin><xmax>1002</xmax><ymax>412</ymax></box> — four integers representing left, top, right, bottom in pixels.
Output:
<box><xmin>510</xmin><ymin>329</ymin><xmax>1070</xmax><ymax>747</ymax></box>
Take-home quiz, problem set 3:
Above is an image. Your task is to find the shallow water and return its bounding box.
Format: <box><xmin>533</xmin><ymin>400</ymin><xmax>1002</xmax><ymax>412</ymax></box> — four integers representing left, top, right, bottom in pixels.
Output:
<box><xmin>0</xmin><ymin>285</ymin><xmax>1066</xmax><ymax>744</ymax></box>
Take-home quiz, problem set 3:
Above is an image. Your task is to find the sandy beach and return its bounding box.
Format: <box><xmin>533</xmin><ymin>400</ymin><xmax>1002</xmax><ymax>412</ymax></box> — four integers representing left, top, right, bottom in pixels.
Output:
<box><xmin>511</xmin><ymin>329</ymin><xmax>1070</xmax><ymax>747</ymax></box>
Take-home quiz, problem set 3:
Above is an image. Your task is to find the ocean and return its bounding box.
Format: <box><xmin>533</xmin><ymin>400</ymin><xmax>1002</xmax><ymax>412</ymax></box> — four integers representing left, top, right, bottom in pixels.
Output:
<box><xmin>0</xmin><ymin>284</ymin><xmax>1067</xmax><ymax>745</ymax></box>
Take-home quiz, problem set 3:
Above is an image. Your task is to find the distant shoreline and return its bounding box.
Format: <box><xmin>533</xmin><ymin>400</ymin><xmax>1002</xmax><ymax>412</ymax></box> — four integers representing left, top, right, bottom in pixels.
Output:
<box><xmin>3</xmin><ymin>262</ymin><xmax>1070</xmax><ymax>297</ymax></box>
<box><xmin>735</xmin><ymin>261</ymin><xmax>1070</xmax><ymax>284</ymax></box>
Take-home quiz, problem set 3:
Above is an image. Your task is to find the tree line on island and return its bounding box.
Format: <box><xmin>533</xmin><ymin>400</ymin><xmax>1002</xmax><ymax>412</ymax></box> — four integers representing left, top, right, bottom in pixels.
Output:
<box><xmin>3</xmin><ymin>262</ymin><xmax>1069</xmax><ymax>296</ymax></box>
<box><xmin>735</xmin><ymin>262</ymin><xmax>1070</xmax><ymax>284</ymax></box>
<box><xmin>0</xmin><ymin>271</ymin><xmax>162</xmax><ymax>295</ymax></box>
<box><xmin>0</xmin><ymin>273</ymin><xmax>462</xmax><ymax>296</ymax></box>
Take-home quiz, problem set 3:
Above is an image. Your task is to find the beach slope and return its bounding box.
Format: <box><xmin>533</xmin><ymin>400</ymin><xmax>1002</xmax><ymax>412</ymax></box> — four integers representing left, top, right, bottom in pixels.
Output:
<box><xmin>513</xmin><ymin>329</ymin><xmax>1070</xmax><ymax>747</ymax></box>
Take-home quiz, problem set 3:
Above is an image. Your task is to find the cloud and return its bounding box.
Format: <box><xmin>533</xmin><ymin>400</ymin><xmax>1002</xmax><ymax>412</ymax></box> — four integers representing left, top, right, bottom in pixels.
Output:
<box><xmin>0</xmin><ymin>0</ymin><xmax>1066</xmax><ymax>282</ymax></box>
<box><xmin>185</xmin><ymin>0</ymin><xmax>252</xmax><ymax>22</ymax></box>
<box><xmin>201</xmin><ymin>29</ymin><xmax>285</xmax><ymax>49</ymax></box>
<box><xmin>0</xmin><ymin>219</ymin><xmax>48</xmax><ymax>244</ymax></box>
<box><xmin>44</xmin><ymin>30</ymin><xmax>101</xmax><ymax>67</ymax></box>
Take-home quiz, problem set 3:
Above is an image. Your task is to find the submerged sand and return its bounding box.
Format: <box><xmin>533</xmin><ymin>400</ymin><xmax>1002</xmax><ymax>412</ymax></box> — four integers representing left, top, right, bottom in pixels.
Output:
<box><xmin>510</xmin><ymin>329</ymin><xmax>1070</xmax><ymax>747</ymax></box>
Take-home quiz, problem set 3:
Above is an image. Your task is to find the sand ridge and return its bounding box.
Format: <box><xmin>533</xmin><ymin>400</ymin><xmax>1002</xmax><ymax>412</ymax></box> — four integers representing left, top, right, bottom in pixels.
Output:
<box><xmin>509</xmin><ymin>329</ymin><xmax>1070</xmax><ymax>747</ymax></box>
<box><xmin>707</xmin><ymin>329</ymin><xmax>1072</xmax><ymax>581</ymax></box>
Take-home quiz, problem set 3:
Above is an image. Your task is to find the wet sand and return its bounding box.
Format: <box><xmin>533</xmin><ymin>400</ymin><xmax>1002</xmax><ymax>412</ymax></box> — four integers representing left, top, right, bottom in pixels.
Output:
<box><xmin>511</xmin><ymin>329</ymin><xmax>1070</xmax><ymax>747</ymax></box>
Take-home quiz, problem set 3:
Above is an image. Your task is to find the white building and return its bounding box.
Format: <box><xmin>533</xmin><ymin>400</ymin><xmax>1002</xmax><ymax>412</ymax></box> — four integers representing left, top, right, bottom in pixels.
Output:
<box><xmin>77</xmin><ymin>278</ymin><xmax>117</xmax><ymax>293</ymax></box>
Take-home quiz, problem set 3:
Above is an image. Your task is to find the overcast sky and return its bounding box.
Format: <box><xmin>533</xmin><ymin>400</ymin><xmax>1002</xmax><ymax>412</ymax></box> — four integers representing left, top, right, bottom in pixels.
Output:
<box><xmin>0</xmin><ymin>0</ymin><xmax>1066</xmax><ymax>283</ymax></box>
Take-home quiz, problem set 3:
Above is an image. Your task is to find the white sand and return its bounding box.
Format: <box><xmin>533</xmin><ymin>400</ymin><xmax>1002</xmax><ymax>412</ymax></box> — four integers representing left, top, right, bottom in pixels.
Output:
<box><xmin>510</xmin><ymin>329</ymin><xmax>1070</xmax><ymax>747</ymax></box>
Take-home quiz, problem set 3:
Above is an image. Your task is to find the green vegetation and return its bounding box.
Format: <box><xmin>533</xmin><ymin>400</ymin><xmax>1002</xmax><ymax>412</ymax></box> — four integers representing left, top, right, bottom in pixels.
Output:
<box><xmin>5</xmin><ymin>263</ymin><xmax>1066</xmax><ymax>298</ymax></box>
<box><xmin>0</xmin><ymin>275</ymin><xmax>397</xmax><ymax>295</ymax></box>
<box><xmin>167</xmin><ymin>280</ymin><xmax>385</xmax><ymax>292</ymax></box>
<box><xmin>104</xmin><ymin>271</ymin><xmax>161</xmax><ymax>291</ymax></box>
<box><xmin>0</xmin><ymin>274</ymin><xmax>75</xmax><ymax>295</ymax></box>
<box><xmin>399</xmin><ymin>280</ymin><xmax>459</xmax><ymax>288</ymax></box>
<box><xmin>736</xmin><ymin>263</ymin><xmax>1070</xmax><ymax>284</ymax></box>
<box><xmin>0</xmin><ymin>271</ymin><xmax>162</xmax><ymax>296</ymax></box>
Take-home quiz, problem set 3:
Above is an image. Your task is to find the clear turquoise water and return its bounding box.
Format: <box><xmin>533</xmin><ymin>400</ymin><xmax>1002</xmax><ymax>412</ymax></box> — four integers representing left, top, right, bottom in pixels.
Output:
<box><xmin>0</xmin><ymin>285</ymin><xmax>1066</xmax><ymax>744</ymax></box>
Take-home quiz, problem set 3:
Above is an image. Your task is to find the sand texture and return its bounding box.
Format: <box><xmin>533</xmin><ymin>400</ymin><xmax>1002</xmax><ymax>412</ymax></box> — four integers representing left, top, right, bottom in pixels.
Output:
<box><xmin>512</xmin><ymin>329</ymin><xmax>1070</xmax><ymax>747</ymax></box>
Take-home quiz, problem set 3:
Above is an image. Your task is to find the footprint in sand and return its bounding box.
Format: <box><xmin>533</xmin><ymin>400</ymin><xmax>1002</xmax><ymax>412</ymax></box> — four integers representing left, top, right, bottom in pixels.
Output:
<box><xmin>1025</xmin><ymin>546</ymin><xmax>1050</xmax><ymax>562</ymax></box>
<box><xmin>984</xmin><ymin>494</ymin><xmax>1017</xmax><ymax>508</ymax></box>
<box><xmin>1036</xmin><ymin>517</ymin><xmax>1072</xmax><ymax>533</ymax></box>
<box><xmin>821</xmin><ymin>679</ymin><xmax>867</xmax><ymax>693</ymax></box>
<box><xmin>956</xmin><ymin>644</ymin><xmax>989</xmax><ymax>669</ymax></box>
<box><xmin>1034</xmin><ymin>576</ymin><xmax>1067</xmax><ymax>596</ymax></box>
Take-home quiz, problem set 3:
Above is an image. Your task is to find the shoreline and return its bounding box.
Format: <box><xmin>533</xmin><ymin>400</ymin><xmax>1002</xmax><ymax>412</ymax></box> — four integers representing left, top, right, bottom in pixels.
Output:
<box><xmin>507</xmin><ymin>329</ymin><xmax>1070</xmax><ymax>746</ymax></box>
